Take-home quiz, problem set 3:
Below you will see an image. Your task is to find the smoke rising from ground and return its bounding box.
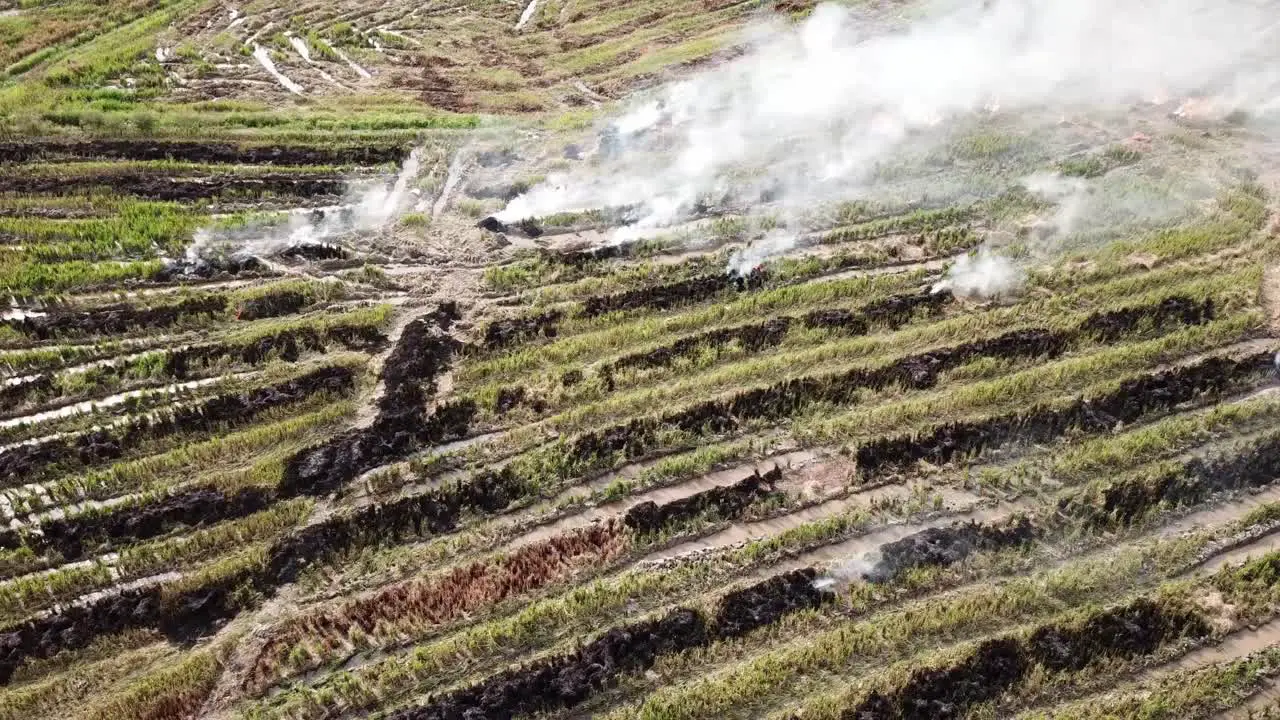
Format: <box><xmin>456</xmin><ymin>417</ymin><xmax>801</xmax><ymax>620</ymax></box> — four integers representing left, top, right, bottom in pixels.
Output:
<box><xmin>498</xmin><ymin>0</ymin><xmax>1280</xmax><ymax>256</ymax></box>
<box><xmin>727</xmin><ymin>229</ymin><xmax>796</xmax><ymax>275</ymax></box>
<box><xmin>184</xmin><ymin>149</ymin><xmax>422</xmax><ymax>261</ymax></box>
<box><xmin>812</xmin><ymin>551</ymin><xmax>882</xmax><ymax>592</ymax></box>
<box><xmin>1022</xmin><ymin>172</ymin><xmax>1089</xmax><ymax>238</ymax></box>
<box><xmin>934</xmin><ymin>171</ymin><xmax>1080</xmax><ymax>297</ymax></box>
<box><xmin>933</xmin><ymin>249</ymin><xmax>1024</xmax><ymax>297</ymax></box>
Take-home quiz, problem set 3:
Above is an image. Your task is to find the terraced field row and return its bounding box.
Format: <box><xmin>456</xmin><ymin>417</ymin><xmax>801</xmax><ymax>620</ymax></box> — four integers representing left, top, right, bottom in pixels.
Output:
<box><xmin>0</xmin><ymin>113</ymin><xmax>1277</xmax><ymax>720</ymax></box>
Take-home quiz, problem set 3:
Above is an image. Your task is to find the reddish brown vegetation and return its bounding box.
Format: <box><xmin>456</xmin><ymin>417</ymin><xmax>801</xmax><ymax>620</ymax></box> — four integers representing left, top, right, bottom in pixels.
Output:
<box><xmin>245</xmin><ymin>522</ymin><xmax>628</xmax><ymax>693</ymax></box>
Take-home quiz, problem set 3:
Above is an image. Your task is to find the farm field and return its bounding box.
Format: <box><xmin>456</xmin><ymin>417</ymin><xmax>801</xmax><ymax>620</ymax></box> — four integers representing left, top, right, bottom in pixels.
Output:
<box><xmin>4</xmin><ymin>0</ymin><xmax>1280</xmax><ymax>719</ymax></box>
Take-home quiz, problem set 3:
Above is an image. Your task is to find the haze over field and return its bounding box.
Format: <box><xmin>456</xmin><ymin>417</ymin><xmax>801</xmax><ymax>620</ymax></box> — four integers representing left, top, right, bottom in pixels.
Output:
<box><xmin>7</xmin><ymin>0</ymin><xmax>1280</xmax><ymax>717</ymax></box>
<box><xmin>498</xmin><ymin>0</ymin><xmax>1280</xmax><ymax>286</ymax></box>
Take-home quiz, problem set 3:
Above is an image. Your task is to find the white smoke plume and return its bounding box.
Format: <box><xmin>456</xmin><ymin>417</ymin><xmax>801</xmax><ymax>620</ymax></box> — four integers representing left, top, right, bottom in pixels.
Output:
<box><xmin>813</xmin><ymin>551</ymin><xmax>883</xmax><ymax>591</ymax></box>
<box><xmin>497</xmin><ymin>0</ymin><xmax>1280</xmax><ymax>251</ymax></box>
<box><xmin>1022</xmin><ymin>171</ymin><xmax>1089</xmax><ymax>239</ymax></box>
<box><xmin>184</xmin><ymin>148</ymin><xmax>422</xmax><ymax>261</ymax></box>
<box><xmin>932</xmin><ymin>159</ymin><xmax>1219</xmax><ymax>298</ymax></box>
<box><xmin>933</xmin><ymin>249</ymin><xmax>1024</xmax><ymax>298</ymax></box>
<box><xmin>727</xmin><ymin>229</ymin><xmax>797</xmax><ymax>275</ymax></box>
<box><xmin>933</xmin><ymin>172</ymin><xmax>1079</xmax><ymax>298</ymax></box>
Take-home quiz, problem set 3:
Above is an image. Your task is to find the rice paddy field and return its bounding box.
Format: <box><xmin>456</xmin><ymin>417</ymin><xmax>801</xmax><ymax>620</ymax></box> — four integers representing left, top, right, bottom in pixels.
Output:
<box><xmin>4</xmin><ymin>0</ymin><xmax>1280</xmax><ymax>719</ymax></box>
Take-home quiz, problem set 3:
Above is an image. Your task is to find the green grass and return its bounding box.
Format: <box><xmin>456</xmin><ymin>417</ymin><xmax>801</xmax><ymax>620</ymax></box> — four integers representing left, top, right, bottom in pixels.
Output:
<box><xmin>800</xmin><ymin>312</ymin><xmax>1262</xmax><ymax>446</ymax></box>
<box><xmin>0</xmin><ymin>257</ymin><xmax>164</xmax><ymax>294</ymax></box>
<box><xmin>598</xmin><ymin>541</ymin><xmax>1214</xmax><ymax>720</ymax></box>
<box><xmin>973</xmin><ymin>392</ymin><xmax>1280</xmax><ymax>499</ymax></box>
<box><xmin>29</xmin><ymin>400</ymin><xmax>354</xmax><ymax>509</ymax></box>
<box><xmin>1015</xmin><ymin>647</ymin><xmax>1280</xmax><ymax>719</ymax></box>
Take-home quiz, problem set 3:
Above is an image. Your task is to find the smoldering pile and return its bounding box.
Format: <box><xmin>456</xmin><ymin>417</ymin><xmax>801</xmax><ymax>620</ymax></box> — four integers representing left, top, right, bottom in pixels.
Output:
<box><xmin>477</xmin><ymin>216</ymin><xmax>544</xmax><ymax>237</ymax></box>
<box><xmin>166</xmin><ymin>207</ymin><xmax>361</xmax><ymax>280</ymax></box>
<box><xmin>173</xmin><ymin>148</ymin><xmax>422</xmax><ymax>272</ymax></box>
<box><xmin>155</xmin><ymin>253</ymin><xmax>270</xmax><ymax>282</ymax></box>
<box><xmin>815</xmin><ymin>517</ymin><xmax>1038</xmax><ymax>591</ymax></box>
<box><xmin>277</xmin><ymin>242</ymin><xmax>349</xmax><ymax>262</ymax></box>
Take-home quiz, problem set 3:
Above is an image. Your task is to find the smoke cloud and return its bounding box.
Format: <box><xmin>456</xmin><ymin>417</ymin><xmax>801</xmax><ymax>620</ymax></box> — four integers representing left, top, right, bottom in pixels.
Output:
<box><xmin>727</xmin><ymin>229</ymin><xmax>797</xmax><ymax>275</ymax></box>
<box><xmin>812</xmin><ymin>551</ymin><xmax>882</xmax><ymax>592</ymax></box>
<box><xmin>184</xmin><ymin>148</ymin><xmax>422</xmax><ymax>261</ymax></box>
<box><xmin>934</xmin><ymin>171</ymin><xmax>1078</xmax><ymax>297</ymax></box>
<box><xmin>933</xmin><ymin>249</ymin><xmax>1024</xmax><ymax>297</ymax></box>
<box><xmin>497</xmin><ymin>0</ymin><xmax>1280</xmax><ymax>254</ymax></box>
<box><xmin>1022</xmin><ymin>171</ymin><xmax>1089</xmax><ymax>238</ymax></box>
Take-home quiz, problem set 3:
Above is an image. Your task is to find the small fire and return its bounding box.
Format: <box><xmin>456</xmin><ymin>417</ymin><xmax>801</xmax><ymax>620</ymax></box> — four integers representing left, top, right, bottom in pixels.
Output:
<box><xmin>1126</xmin><ymin>131</ymin><xmax>1152</xmax><ymax>148</ymax></box>
<box><xmin>1173</xmin><ymin>96</ymin><xmax>1217</xmax><ymax>120</ymax></box>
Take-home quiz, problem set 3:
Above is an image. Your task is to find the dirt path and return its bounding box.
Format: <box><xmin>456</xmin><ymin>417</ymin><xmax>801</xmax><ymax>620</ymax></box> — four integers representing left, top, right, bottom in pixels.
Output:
<box><xmin>514</xmin><ymin>0</ymin><xmax>539</xmax><ymax>30</ymax></box>
<box><xmin>252</xmin><ymin>44</ymin><xmax>305</xmax><ymax>95</ymax></box>
<box><xmin>198</xmin><ymin>579</ymin><xmax>316</xmax><ymax>718</ymax></box>
<box><xmin>196</xmin><ymin>166</ymin><xmax>509</xmax><ymax>714</ymax></box>
<box><xmin>430</xmin><ymin>152</ymin><xmax>469</xmax><ymax>218</ymax></box>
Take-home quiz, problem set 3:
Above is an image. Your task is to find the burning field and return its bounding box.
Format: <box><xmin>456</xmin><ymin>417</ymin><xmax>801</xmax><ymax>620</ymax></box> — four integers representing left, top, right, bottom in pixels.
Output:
<box><xmin>6</xmin><ymin>0</ymin><xmax>1280</xmax><ymax>719</ymax></box>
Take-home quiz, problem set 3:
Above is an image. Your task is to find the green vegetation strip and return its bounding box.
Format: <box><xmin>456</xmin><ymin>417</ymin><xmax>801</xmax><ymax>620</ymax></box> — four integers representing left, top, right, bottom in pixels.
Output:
<box><xmin>1014</xmin><ymin>647</ymin><xmax>1280</xmax><ymax>719</ymax></box>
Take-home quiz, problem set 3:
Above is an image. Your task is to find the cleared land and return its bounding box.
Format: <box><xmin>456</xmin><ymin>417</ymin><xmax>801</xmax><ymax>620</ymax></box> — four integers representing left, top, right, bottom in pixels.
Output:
<box><xmin>3</xmin><ymin>1</ymin><xmax>1280</xmax><ymax>719</ymax></box>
